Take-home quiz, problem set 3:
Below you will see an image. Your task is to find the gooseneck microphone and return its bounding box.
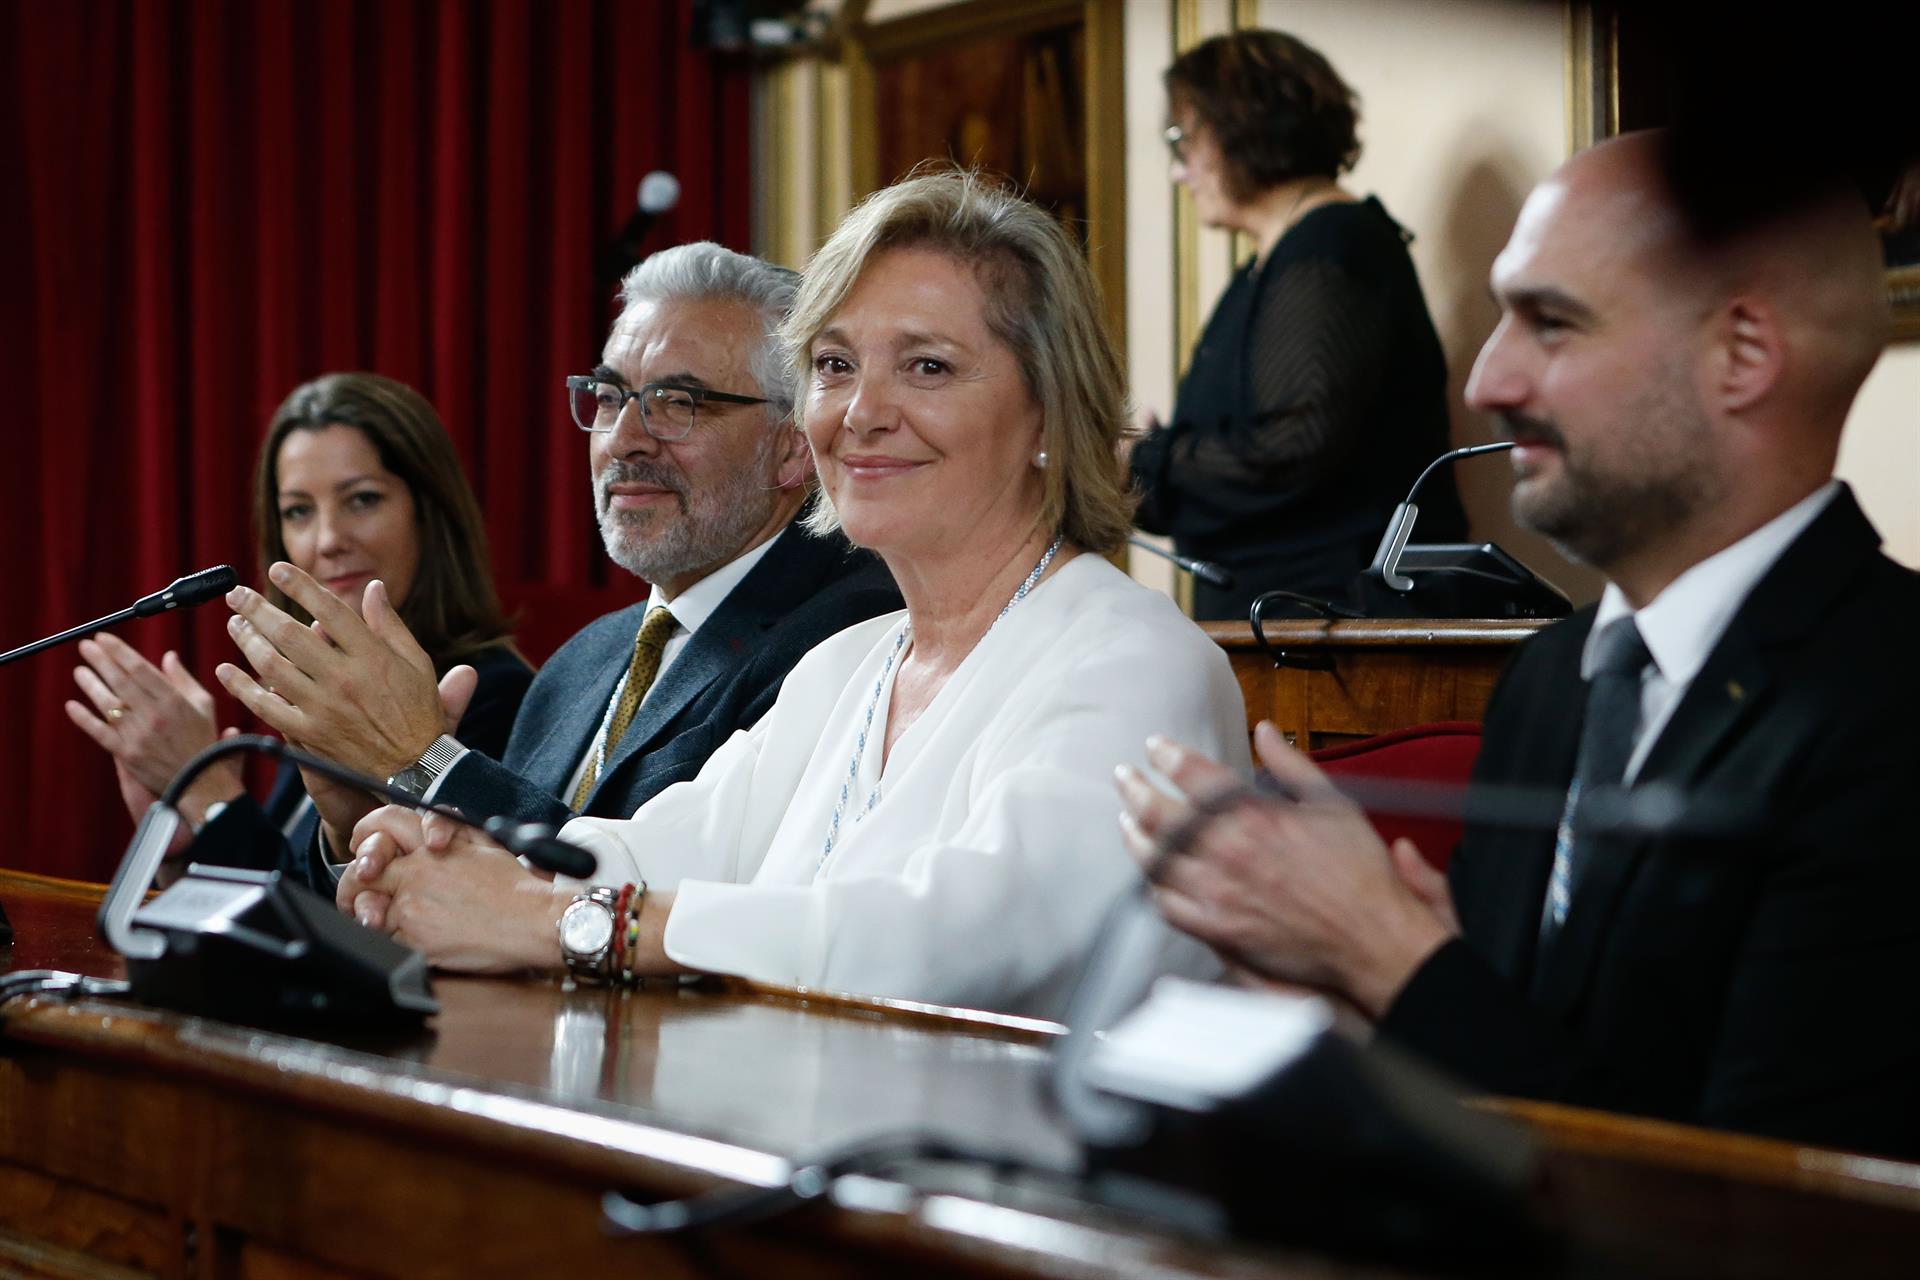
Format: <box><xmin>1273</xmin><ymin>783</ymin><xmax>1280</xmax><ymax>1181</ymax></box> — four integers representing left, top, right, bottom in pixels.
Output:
<box><xmin>92</xmin><ymin>736</ymin><xmax>568</xmax><ymax>1028</ymax></box>
<box><xmin>596</xmin><ymin>170</ymin><xmax>682</xmax><ymax>283</ymax></box>
<box><xmin>89</xmin><ymin>734</ymin><xmax>597</xmax><ymax>1024</ymax></box>
<box><xmin>92</xmin><ymin>733</ymin><xmax>596</xmax><ymax>1026</ymax></box>
<box><xmin>260</xmin><ymin>736</ymin><xmax>597</xmax><ymax>879</ymax></box>
<box><xmin>0</xmin><ymin>565</ymin><xmax>239</xmax><ymax>668</ymax></box>
<box><xmin>1367</xmin><ymin>444</ymin><xmax>1514</xmax><ymax>593</ymax></box>
<box><xmin>133</xmin><ymin>565</ymin><xmax>241</xmax><ymax>616</ymax></box>
<box><xmin>100</xmin><ymin>733</ymin><xmax>593</xmax><ymax>963</ymax></box>
<box><xmin>634</xmin><ymin>170</ymin><xmax>681</xmax><ymax>219</ymax></box>
<box><xmin>1127</xmin><ymin>536</ymin><xmax>1234</xmax><ymax>589</ymax></box>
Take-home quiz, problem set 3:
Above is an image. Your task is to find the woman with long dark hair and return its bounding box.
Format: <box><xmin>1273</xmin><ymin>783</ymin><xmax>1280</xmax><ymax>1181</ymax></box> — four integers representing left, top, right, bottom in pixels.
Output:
<box><xmin>67</xmin><ymin>372</ymin><xmax>530</xmax><ymax>883</ymax></box>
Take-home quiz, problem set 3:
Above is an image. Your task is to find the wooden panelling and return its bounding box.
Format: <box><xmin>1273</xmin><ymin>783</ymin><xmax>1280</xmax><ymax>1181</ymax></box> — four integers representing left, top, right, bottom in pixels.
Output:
<box><xmin>0</xmin><ymin>1056</ymin><xmax>187</xmax><ymax>1209</ymax></box>
<box><xmin>0</xmin><ymin>1167</ymin><xmax>173</xmax><ymax>1278</ymax></box>
<box><xmin>0</xmin><ymin>1224</ymin><xmax>159</xmax><ymax>1280</ymax></box>
<box><xmin>1203</xmin><ymin>619</ymin><xmax>1540</xmax><ymax>748</ymax></box>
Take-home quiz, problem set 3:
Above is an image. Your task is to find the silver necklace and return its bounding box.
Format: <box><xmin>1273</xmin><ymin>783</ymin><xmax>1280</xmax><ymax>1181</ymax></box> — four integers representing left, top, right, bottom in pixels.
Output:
<box><xmin>818</xmin><ymin>536</ymin><xmax>1063</xmax><ymax>869</ymax></box>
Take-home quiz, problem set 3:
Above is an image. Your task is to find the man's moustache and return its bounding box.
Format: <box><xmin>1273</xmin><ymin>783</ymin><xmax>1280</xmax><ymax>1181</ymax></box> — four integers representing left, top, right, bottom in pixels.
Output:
<box><xmin>600</xmin><ymin>462</ymin><xmax>687</xmax><ymax>502</ymax></box>
<box><xmin>1501</xmin><ymin>414</ymin><xmax>1565</xmax><ymax>449</ymax></box>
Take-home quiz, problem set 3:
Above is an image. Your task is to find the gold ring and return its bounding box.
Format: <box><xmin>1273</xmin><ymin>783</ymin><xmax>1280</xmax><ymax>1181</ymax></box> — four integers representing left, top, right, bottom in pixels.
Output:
<box><xmin>105</xmin><ymin>706</ymin><xmax>127</xmax><ymax>723</ymax></box>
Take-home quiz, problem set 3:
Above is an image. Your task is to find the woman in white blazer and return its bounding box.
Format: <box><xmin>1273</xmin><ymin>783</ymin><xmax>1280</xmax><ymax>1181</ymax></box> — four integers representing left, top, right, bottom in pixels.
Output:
<box><xmin>340</xmin><ymin>170</ymin><xmax>1250</xmax><ymax>1020</ymax></box>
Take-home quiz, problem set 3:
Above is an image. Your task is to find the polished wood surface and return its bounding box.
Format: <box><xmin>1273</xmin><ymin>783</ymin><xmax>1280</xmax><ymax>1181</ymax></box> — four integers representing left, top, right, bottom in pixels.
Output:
<box><xmin>4</xmin><ymin>871</ymin><xmax>1920</xmax><ymax>1278</ymax></box>
<box><xmin>1204</xmin><ymin>619</ymin><xmax>1544</xmax><ymax>748</ymax></box>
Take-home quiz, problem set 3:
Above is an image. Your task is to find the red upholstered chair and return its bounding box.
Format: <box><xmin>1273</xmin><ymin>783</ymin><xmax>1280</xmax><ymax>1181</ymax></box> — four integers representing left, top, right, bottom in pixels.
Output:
<box><xmin>1308</xmin><ymin>723</ymin><xmax>1483</xmax><ymax>872</ymax></box>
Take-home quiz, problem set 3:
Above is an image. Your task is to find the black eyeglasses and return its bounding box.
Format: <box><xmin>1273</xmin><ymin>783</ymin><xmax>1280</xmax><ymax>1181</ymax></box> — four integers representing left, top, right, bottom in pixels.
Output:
<box><xmin>1164</xmin><ymin>124</ymin><xmax>1187</xmax><ymax>162</ymax></box>
<box><xmin>565</xmin><ymin>375</ymin><xmax>771</xmax><ymax>441</ymax></box>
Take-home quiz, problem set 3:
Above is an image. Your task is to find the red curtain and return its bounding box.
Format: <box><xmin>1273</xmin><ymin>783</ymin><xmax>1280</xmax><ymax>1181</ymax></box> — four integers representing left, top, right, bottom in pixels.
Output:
<box><xmin>0</xmin><ymin>0</ymin><xmax>752</xmax><ymax>882</ymax></box>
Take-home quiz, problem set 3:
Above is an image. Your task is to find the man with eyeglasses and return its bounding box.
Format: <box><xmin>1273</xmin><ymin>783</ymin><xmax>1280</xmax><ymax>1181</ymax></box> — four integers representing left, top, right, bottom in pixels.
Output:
<box><xmin>219</xmin><ymin>242</ymin><xmax>900</xmax><ymax>886</ymax></box>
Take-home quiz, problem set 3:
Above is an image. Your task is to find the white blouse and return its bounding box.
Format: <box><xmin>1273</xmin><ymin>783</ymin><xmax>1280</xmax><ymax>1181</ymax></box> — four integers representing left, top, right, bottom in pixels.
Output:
<box><xmin>561</xmin><ymin>554</ymin><xmax>1251</xmax><ymax>1020</ymax></box>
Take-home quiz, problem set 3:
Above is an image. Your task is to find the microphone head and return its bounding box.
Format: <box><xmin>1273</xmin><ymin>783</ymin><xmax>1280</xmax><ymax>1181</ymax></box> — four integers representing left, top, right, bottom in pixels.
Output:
<box><xmin>133</xmin><ymin>565</ymin><xmax>240</xmax><ymax>617</ymax></box>
<box><xmin>1192</xmin><ymin>562</ymin><xmax>1235</xmax><ymax>590</ymax></box>
<box><xmin>482</xmin><ymin>817</ymin><xmax>598</xmax><ymax>880</ymax></box>
<box><xmin>637</xmin><ymin>170</ymin><xmax>681</xmax><ymax>215</ymax></box>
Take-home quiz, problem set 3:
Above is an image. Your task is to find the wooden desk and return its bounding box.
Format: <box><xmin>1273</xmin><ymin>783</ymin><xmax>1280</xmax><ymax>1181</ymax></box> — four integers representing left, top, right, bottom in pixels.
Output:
<box><xmin>1203</xmin><ymin>619</ymin><xmax>1544</xmax><ymax>749</ymax></box>
<box><xmin>4</xmin><ymin>871</ymin><xmax>1920</xmax><ymax>1279</ymax></box>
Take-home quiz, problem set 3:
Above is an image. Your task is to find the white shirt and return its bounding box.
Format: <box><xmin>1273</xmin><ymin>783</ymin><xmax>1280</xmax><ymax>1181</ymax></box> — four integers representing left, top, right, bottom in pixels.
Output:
<box><xmin>561</xmin><ymin>554</ymin><xmax>1251</xmax><ymax>1020</ymax></box>
<box><xmin>1587</xmin><ymin>482</ymin><xmax>1837</xmax><ymax>781</ymax></box>
<box><xmin>646</xmin><ymin>528</ymin><xmax>782</xmax><ymax>678</ymax></box>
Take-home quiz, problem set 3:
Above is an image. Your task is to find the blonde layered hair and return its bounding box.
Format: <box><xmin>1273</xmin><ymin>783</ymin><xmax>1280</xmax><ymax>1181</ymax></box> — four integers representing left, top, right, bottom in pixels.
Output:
<box><xmin>781</xmin><ymin>169</ymin><xmax>1134</xmax><ymax>554</ymax></box>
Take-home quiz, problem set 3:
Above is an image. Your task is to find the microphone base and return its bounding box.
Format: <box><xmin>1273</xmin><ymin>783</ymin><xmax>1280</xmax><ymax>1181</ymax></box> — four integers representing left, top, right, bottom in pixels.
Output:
<box><xmin>1352</xmin><ymin>543</ymin><xmax>1572</xmax><ymax>620</ymax></box>
<box><xmin>125</xmin><ymin>865</ymin><xmax>437</xmax><ymax>1027</ymax></box>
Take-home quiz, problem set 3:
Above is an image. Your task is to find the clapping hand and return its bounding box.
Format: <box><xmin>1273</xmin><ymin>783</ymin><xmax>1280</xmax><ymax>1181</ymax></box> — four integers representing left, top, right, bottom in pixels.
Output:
<box><xmin>1113</xmin><ymin>722</ymin><xmax>1458</xmax><ymax>1019</ymax></box>
<box><xmin>215</xmin><ymin>563</ymin><xmax>476</xmax><ymax>841</ymax></box>
<box><xmin>65</xmin><ymin>634</ymin><xmax>245</xmax><ymax>831</ymax></box>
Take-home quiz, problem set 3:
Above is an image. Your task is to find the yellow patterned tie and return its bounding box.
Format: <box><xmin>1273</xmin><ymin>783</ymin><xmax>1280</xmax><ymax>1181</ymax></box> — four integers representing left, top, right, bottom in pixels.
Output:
<box><xmin>571</xmin><ymin>606</ymin><xmax>677</xmax><ymax>810</ymax></box>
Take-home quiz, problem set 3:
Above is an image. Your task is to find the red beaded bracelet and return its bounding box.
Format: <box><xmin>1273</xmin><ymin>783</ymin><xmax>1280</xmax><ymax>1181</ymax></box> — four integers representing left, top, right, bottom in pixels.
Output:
<box><xmin>622</xmin><ymin>904</ymin><xmax>643</xmax><ymax>985</ymax></box>
<box><xmin>611</xmin><ymin>882</ymin><xmax>636</xmax><ymax>979</ymax></box>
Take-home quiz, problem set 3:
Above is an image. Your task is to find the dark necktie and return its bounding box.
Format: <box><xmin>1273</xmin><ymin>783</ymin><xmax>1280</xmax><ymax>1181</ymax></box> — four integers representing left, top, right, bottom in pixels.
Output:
<box><xmin>1539</xmin><ymin>616</ymin><xmax>1653</xmax><ymax>955</ymax></box>
<box><xmin>570</xmin><ymin>606</ymin><xmax>677</xmax><ymax>810</ymax></box>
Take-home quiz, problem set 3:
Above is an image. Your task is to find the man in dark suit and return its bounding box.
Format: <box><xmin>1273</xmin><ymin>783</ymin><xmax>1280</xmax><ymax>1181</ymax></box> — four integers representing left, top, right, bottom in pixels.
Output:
<box><xmin>1116</xmin><ymin>131</ymin><xmax>1920</xmax><ymax>1156</ymax></box>
<box><xmin>220</xmin><ymin>243</ymin><xmax>900</xmax><ymax>883</ymax></box>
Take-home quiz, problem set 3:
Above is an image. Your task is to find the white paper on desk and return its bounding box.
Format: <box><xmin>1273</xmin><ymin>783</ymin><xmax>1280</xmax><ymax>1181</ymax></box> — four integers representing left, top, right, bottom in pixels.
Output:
<box><xmin>1081</xmin><ymin>977</ymin><xmax>1332</xmax><ymax>1113</ymax></box>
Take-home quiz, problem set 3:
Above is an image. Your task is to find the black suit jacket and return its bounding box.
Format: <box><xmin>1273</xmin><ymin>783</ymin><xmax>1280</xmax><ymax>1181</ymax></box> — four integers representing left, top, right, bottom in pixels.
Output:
<box><xmin>1379</xmin><ymin>486</ymin><xmax>1920</xmax><ymax>1157</ymax></box>
<box><xmin>434</xmin><ymin>520</ymin><xmax>900</xmax><ymax>827</ymax></box>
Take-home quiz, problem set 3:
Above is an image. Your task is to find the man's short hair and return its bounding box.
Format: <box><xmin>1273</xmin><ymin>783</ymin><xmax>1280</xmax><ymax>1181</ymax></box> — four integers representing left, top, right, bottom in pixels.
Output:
<box><xmin>617</xmin><ymin>243</ymin><xmax>801</xmax><ymax>421</ymax></box>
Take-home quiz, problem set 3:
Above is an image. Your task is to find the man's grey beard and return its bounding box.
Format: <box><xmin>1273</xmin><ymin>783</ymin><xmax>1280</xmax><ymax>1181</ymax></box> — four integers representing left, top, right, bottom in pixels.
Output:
<box><xmin>594</xmin><ymin>444</ymin><xmax>783</xmax><ymax>586</ymax></box>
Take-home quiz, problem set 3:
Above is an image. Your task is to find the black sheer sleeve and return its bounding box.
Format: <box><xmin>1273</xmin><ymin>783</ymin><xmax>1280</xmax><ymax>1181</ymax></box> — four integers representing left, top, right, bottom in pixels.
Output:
<box><xmin>1160</xmin><ymin>255</ymin><xmax>1395</xmax><ymax>507</ymax></box>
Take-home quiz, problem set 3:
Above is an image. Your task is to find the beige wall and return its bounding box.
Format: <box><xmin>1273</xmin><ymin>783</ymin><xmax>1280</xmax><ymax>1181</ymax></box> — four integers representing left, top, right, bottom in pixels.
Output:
<box><xmin>1839</xmin><ymin>346</ymin><xmax>1920</xmax><ymax>569</ymax></box>
<box><xmin>1121</xmin><ymin>1</ymin><xmax>1181</xmax><ymax>596</ymax></box>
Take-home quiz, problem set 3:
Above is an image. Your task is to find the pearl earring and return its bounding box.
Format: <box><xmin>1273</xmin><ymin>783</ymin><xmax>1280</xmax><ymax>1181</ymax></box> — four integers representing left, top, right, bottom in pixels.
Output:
<box><xmin>1034</xmin><ymin>450</ymin><xmax>1049</xmax><ymax>469</ymax></box>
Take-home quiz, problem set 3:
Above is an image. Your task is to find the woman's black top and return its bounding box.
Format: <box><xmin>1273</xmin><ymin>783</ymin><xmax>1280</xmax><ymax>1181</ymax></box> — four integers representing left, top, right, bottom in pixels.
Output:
<box><xmin>190</xmin><ymin>643</ymin><xmax>533</xmax><ymax>890</ymax></box>
<box><xmin>1130</xmin><ymin>196</ymin><xmax>1467</xmax><ymax>619</ymax></box>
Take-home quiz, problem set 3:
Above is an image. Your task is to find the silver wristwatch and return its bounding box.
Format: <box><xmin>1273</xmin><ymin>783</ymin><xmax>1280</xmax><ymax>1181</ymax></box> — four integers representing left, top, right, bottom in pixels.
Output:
<box><xmin>385</xmin><ymin>734</ymin><xmax>464</xmax><ymax>799</ymax></box>
<box><xmin>558</xmin><ymin>886</ymin><xmax>620</xmax><ymax>982</ymax></box>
